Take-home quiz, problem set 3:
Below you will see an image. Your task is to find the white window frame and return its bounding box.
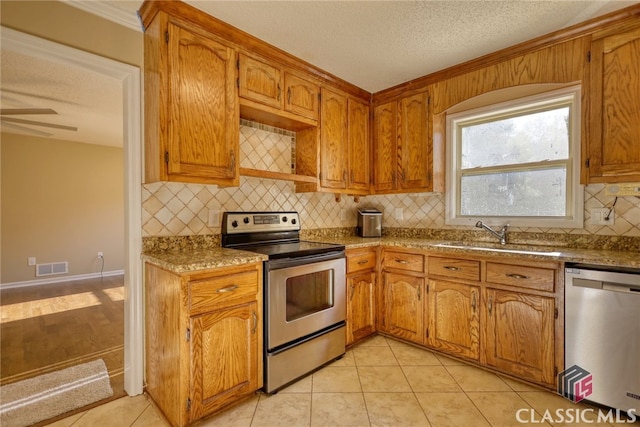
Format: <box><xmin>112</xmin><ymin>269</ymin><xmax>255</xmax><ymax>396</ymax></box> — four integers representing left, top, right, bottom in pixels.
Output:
<box><xmin>445</xmin><ymin>86</ymin><xmax>583</xmax><ymax>228</ymax></box>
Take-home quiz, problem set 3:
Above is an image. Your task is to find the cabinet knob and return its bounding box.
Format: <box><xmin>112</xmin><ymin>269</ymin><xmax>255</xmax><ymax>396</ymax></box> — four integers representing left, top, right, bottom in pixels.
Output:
<box><xmin>444</xmin><ymin>266</ymin><xmax>461</xmax><ymax>271</ymax></box>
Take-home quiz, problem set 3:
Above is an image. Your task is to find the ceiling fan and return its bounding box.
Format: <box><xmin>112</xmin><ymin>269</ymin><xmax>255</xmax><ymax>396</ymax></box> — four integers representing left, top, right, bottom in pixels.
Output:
<box><xmin>0</xmin><ymin>108</ymin><xmax>78</xmax><ymax>137</ymax></box>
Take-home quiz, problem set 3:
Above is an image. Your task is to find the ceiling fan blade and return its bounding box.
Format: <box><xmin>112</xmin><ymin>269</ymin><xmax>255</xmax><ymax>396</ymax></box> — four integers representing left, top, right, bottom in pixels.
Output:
<box><xmin>1</xmin><ymin>121</ymin><xmax>53</xmax><ymax>137</ymax></box>
<box><xmin>0</xmin><ymin>116</ymin><xmax>77</xmax><ymax>131</ymax></box>
<box><xmin>0</xmin><ymin>108</ymin><xmax>57</xmax><ymax>115</ymax></box>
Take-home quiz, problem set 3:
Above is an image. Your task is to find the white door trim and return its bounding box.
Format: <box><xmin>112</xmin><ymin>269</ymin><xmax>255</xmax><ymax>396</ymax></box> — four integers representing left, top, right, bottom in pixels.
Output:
<box><xmin>1</xmin><ymin>26</ymin><xmax>144</xmax><ymax>395</ymax></box>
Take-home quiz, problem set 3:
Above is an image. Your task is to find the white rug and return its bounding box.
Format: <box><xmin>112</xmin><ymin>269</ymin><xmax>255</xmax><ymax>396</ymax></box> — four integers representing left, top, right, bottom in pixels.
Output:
<box><xmin>0</xmin><ymin>359</ymin><xmax>113</xmax><ymax>427</ymax></box>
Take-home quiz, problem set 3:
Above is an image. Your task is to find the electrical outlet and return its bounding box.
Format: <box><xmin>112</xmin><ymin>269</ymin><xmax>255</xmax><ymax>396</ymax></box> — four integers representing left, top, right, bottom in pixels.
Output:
<box><xmin>340</xmin><ymin>209</ymin><xmax>347</xmax><ymax>222</ymax></box>
<box><xmin>97</xmin><ymin>251</ymin><xmax>104</xmax><ymax>258</ymax></box>
<box><xmin>394</xmin><ymin>208</ymin><xmax>404</xmax><ymax>220</ymax></box>
<box><xmin>208</xmin><ymin>209</ymin><xmax>220</xmax><ymax>227</ymax></box>
<box><xmin>28</xmin><ymin>257</ymin><xmax>36</xmax><ymax>266</ymax></box>
<box><xmin>590</xmin><ymin>208</ymin><xmax>614</xmax><ymax>225</ymax></box>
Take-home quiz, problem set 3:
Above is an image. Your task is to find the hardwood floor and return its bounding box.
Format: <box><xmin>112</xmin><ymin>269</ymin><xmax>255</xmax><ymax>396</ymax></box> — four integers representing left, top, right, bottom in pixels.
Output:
<box><xmin>0</xmin><ymin>275</ymin><xmax>125</xmax><ymax>397</ymax></box>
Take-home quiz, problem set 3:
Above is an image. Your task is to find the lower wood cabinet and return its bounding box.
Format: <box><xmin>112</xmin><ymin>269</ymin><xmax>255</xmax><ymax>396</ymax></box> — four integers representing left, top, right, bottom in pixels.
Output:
<box><xmin>346</xmin><ymin>247</ymin><xmax>377</xmax><ymax>345</ymax></box>
<box><xmin>145</xmin><ymin>261</ymin><xmax>263</xmax><ymax>427</ymax></box>
<box><xmin>381</xmin><ymin>272</ymin><xmax>425</xmax><ymax>345</ymax></box>
<box><xmin>484</xmin><ymin>288</ymin><xmax>556</xmax><ymax>386</ymax></box>
<box><xmin>427</xmin><ymin>279</ymin><xmax>480</xmax><ymax>360</ymax></box>
<box><xmin>376</xmin><ymin>247</ymin><xmax>562</xmax><ymax>389</ymax></box>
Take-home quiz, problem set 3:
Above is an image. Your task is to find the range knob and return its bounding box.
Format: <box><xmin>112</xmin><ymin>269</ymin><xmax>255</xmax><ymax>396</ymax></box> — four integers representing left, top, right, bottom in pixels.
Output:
<box><xmin>282</xmin><ymin>216</ymin><xmax>288</xmax><ymax>222</ymax></box>
<box><xmin>243</xmin><ymin>217</ymin><xmax>250</xmax><ymax>224</ymax></box>
<box><xmin>291</xmin><ymin>218</ymin><xmax>297</xmax><ymax>225</ymax></box>
<box><xmin>231</xmin><ymin>220</ymin><xmax>238</xmax><ymax>228</ymax></box>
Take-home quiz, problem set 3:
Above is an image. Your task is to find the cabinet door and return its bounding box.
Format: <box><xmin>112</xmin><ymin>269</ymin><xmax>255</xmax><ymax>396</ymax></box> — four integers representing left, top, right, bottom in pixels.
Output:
<box><xmin>238</xmin><ymin>53</ymin><xmax>283</xmax><ymax>109</ymax></box>
<box><xmin>398</xmin><ymin>91</ymin><xmax>430</xmax><ymax>190</ymax></box>
<box><xmin>347</xmin><ymin>271</ymin><xmax>376</xmax><ymax>345</ymax></box>
<box><xmin>348</xmin><ymin>98</ymin><xmax>370</xmax><ymax>192</ymax></box>
<box><xmin>167</xmin><ymin>22</ymin><xmax>239</xmax><ymax>185</ymax></box>
<box><xmin>320</xmin><ymin>88</ymin><xmax>348</xmax><ymax>189</ymax></box>
<box><xmin>373</xmin><ymin>101</ymin><xmax>398</xmax><ymax>192</ymax></box>
<box><xmin>190</xmin><ymin>302</ymin><xmax>259</xmax><ymax>421</ymax></box>
<box><xmin>484</xmin><ymin>289</ymin><xmax>556</xmax><ymax>386</ymax></box>
<box><xmin>284</xmin><ymin>73</ymin><xmax>320</xmax><ymax>120</ymax></box>
<box><xmin>382</xmin><ymin>272</ymin><xmax>424</xmax><ymax>344</ymax></box>
<box><xmin>588</xmin><ymin>26</ymin><xmax>640</xmax><ymax>182</ymax></box>
<box><xmin>428</xmin><ymin>280</ymin><xmax>480</xmax><ymax>360</ymax></box>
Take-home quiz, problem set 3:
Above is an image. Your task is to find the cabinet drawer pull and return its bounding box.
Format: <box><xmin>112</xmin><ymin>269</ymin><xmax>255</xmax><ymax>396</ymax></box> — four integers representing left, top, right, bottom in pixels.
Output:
<box><xmin>444</xmin><ymin>266</ymin><xmax>461</xmax><ymax>271</ymax></box>
<box><xmin>252</xmin><ymin>311</ymin><xmax>258</xmax><ymax>334</ymax></box>
<box><xmin>396</xmin><ymin>259</ymin><xmax>409</xmax><ymax>264</ymax></box>
<box><xmin>216</xmin><ymin>285</ymin><xmax>239</xmax><ymax>293</ymax></box>
<box><xmin>506</xmin><ymin>273</ymin><xmax>529</xmax><ymax>280</ymax></box>
<box><xmin>357</xmin><ymin>260</ymin><xmax>369</xmax><ymax>265</ymax></box>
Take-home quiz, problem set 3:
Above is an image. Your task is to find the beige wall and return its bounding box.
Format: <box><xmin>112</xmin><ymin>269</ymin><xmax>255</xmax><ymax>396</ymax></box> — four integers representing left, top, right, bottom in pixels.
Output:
<box><xmin>1</xmin><ymin>134</ymin><xmax>124</xmax><ymax>283</ymax></box>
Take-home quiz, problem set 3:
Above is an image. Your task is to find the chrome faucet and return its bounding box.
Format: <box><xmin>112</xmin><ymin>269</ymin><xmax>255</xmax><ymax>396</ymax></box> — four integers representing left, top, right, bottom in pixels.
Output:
<box><xmin>475</xmin><ymin>221</ymin><xmax>508</xmax><ymax>245</ymax></box>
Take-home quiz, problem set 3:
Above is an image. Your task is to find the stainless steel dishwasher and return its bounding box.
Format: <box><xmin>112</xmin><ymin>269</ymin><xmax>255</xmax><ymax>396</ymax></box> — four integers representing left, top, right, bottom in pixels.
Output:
<box><xmin>565</xmin><ymin>263</ymin><xmax>640</xmax><ymax>412</ymax></box>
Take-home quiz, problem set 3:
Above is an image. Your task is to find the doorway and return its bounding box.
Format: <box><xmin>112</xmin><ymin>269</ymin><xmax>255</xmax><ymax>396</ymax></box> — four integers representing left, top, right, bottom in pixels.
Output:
<box><xmin>0</xmin><ymin>26</ymin><xmax>143</xmax><ymax>396</ymax></box>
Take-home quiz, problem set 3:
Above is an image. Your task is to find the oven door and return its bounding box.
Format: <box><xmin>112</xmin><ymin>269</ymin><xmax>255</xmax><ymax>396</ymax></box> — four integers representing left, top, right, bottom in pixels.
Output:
<box><xmin>266</xmin><ymin>253</ymin><xmax>346</xmax><ymax>350</ymax></box>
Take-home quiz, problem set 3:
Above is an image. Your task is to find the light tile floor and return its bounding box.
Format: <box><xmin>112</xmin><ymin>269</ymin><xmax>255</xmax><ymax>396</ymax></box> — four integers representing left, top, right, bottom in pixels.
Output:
<box><xmin>47</xmin><ymin>335</ymin><xmax>634</xmax><ymax>427</ymax></box>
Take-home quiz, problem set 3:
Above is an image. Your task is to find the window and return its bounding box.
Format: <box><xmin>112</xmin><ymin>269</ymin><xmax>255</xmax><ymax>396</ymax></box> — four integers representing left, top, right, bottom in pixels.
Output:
<box><xmin>446</xmin><ymin>86</ymin><xmax>583</xmax><ymax>228</ymax></box>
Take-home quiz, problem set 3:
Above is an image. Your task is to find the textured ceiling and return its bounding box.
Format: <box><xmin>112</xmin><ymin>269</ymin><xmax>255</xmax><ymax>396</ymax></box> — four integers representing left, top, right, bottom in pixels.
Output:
<box><xmin>1</xmin><ymin>0</ymin><xmax>638</xmax><ymax>147</ymax></box>
<box><xmin>109</xmin><ymin>0</ymin><xmax>639</xmax><ymax>92</ymax></box>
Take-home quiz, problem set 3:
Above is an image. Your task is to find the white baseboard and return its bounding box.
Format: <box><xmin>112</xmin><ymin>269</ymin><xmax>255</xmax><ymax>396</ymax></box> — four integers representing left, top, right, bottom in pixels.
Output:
<box><xmin>0</xmin><ymin>270</ymin><xmax>125</xmax><ymax>289</ymax></box>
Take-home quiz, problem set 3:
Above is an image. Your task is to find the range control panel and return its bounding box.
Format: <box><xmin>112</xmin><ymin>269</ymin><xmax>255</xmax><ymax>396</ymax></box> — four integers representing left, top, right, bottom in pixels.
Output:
<box><xmin>222</xmin><ymin>211</ymin><xmax>300</xmax><ymax>234</ymax></box>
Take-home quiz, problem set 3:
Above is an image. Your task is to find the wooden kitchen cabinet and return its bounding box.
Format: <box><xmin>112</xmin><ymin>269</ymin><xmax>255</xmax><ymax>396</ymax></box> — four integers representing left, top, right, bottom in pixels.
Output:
<box><xmin>373</xmin><ymin>90</ymin><xmax>431</xmax><ymax>193</ymax></box>
<box><xmin>239</xmin><ymin>53</ymin><xmax>320</xmax><ymax>122</ymax></box>
<box><xmin>484</xmin><ymin>288</ymin><xmax>556</xmax><ymax>386</ymax></box>
<box><xmin>380</xmin><ymin>249</ymin><xmax>426</xmax><ymax>344</ymax></box>
<box><xmin>318</xmin><ymin>87</ymin><xmax>371</xmax><ymax>194</ymax></box>
<box><xmin>427</xmin><ymin>280</ymin><xmax>480</xmax><ymax>360</ymax></box>
<box><xmin>427</xmin><ymin>255</ymin><xmax>481</xmax><ymax>360</ymax></box>
<box><xmin>586</xmin><ymin>24</ymin><xmax>640</xmax><ymax>183</ymax></box>
<box><xmin>382</xmin><ymin>272</ymin><xmax>425</xmax><ymax>345</ymax></box>
<box><xmin>346</xmin><ymin>247</ymin><xmax>377</xmax><ymax>345</ymax></box>
<box><xmin>145</xmin><ymin>262</ymin><xmax>263</xmax><ymax>427</ymax></box>
<box><xmin>143</xmin><ymin>13</ymin><xmax>239</xmax><ymax>186</ymax></box>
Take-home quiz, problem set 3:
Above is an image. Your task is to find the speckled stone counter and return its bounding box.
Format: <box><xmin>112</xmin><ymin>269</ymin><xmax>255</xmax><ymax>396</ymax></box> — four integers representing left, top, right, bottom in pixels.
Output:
<box><xmin>142</xmin><ymin>247</ymin><xmax>267</xmax><ymax>274</ymax></box>
<box><xmin>142</xmin><ymin>229</ymin><xmax>640</xmax><ymax>273</ymax></box>
<box><xmin>312</xmin><ymin>235</ymin><xmax>640</xmax><ymax>269</ymax></box>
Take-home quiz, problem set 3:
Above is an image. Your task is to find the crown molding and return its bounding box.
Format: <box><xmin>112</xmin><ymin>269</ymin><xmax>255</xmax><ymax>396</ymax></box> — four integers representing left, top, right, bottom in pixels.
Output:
<box><xmin>63</xmin><ymin>0</ymin><xmax>142</xmax><ymax>32</ymax></box>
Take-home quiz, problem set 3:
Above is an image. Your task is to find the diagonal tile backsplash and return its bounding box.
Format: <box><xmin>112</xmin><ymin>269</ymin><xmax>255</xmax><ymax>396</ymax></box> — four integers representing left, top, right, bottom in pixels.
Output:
<box><xmin>142</xmin><ymin>121</ymin><xmax>640</xmax><ymax>238</ymax></box>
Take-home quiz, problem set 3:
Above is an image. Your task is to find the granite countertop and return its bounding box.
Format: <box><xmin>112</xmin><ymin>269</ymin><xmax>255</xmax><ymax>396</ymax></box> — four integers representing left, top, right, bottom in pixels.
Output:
<box><xmin>143</xmin><ymin>235</ymin><xmax>639</xmax><ymax>273</ymax></box>
<box><xmin>142</xmin><ymin>247</ymin><xmax>267</xmax><ymax>274</ymax></box>
<box><xmin>317</xmin><ymin>236</ymin><xmax>640</xmax><ymax>269</ymax></box>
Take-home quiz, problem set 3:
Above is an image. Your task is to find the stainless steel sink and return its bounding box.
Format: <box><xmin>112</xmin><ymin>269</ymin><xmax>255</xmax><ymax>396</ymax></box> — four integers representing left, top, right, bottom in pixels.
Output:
<box><xmin>433</xmin><ymin>241</ymin><xmax>562</xmax><ymax>256</ymax></box>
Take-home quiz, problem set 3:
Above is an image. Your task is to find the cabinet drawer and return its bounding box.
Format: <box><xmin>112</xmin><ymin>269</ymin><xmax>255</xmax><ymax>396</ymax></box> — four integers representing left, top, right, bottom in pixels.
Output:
<box><xmin>428</xmin><ymin>257</ymin><xmax>480</xmax><ymax>282</ymax></box>
<box><xmin>382</xmin><ymin>251</ymin><xmax>424</xmax><ymax>272</ymax></box>
<box><xmin>347</xmin><ymin>249</ymin><xmax>377</xmax><ymax>274</ymax></box>
<box><xmin>486</xmin><ymin>262</ymin><xmax>555</xmax><ymax>292</ymax></box>
<box><xmin>189</xmin><ymin>270</ymin><xmax>259</xmax><ymax>315</ymax></box>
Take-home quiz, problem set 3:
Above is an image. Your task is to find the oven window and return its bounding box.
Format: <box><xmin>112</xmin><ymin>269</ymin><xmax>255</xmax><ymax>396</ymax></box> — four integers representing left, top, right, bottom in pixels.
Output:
<box><xmin>286</xmin><ymin>269</ymin><xmax>334</xmax><ymax>321</ymax></box>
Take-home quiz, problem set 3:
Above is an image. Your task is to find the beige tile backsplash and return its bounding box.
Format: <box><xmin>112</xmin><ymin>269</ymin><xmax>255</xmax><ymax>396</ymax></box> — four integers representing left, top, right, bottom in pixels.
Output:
<box><xmin>142</xmin><ymin>121</ymin><xmax>640</xmax><ymax>237</ymax></box>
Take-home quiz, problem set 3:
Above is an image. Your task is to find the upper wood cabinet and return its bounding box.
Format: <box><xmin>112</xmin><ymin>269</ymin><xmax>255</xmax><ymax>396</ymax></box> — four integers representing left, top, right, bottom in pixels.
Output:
<box><xmin>587</xmin><ymin>24</ymin><xmax>640</xmax><ymax>183</ymax></box>
<box><xmin>320</xmin><ymin>88</ymin><xmax>349</xmax><ymax>189</ymax></box>
<box><xmin>239</xmin><ymin>53</ymin><xmax>320</xmax><ymax>122</ymax></box>
<box><xmin>318</xmin><ymin>87</ymin><xmax>370</xmax><ymax>194</ymax></box>
<box><xmin>373</xmin><ymin>91</ymin><xmax>431</xmax><ymax>193</ymax></box>
<box><xmin>144</xmin><ymin>14</ymin><xmax>239</xmax><ymax>186</ymax></box>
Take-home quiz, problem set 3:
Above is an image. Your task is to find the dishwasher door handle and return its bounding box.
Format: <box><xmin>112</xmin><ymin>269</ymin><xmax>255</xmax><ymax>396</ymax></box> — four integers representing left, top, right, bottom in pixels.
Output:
<box><xmin>602</xmin><ymin>282</ymin><xmax>640</xmax><ymax>293</ymax></box>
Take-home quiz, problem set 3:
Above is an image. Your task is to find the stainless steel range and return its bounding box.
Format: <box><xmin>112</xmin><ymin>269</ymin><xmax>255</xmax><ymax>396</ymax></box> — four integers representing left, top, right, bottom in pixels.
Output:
<box><xmin>222</xmin><ymin>211</ymin><xmax>346</xmax><ymax>393</ymax></box>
